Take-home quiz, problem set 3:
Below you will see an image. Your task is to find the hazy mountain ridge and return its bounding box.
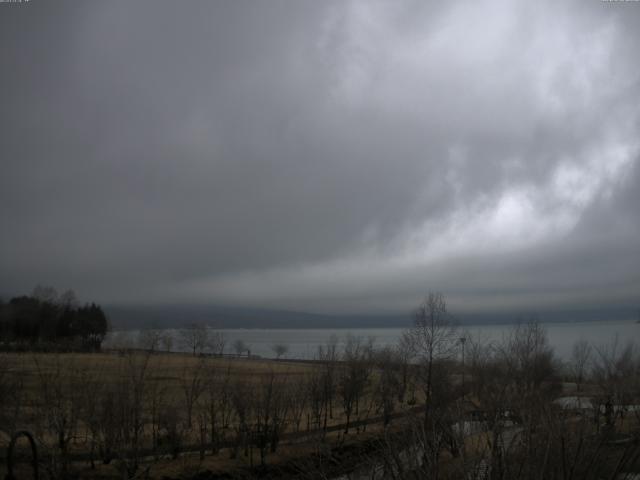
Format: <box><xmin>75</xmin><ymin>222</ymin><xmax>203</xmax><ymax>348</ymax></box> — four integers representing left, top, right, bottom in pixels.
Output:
<box><xmin>105</xmin><ymin>304</ymin><xmax>637</xmax><ymax>330</ymax></box>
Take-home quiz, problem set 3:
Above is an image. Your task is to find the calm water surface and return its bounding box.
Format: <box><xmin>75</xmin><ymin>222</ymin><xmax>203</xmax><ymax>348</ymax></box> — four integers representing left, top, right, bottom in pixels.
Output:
<box><xmin>108</xmin><ymin>320</ymin><xmax>639</xmax><ymax>361</ymax></box>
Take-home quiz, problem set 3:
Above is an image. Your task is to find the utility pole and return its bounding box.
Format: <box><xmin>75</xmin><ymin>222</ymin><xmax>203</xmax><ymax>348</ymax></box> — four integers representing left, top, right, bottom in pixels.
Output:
<box><xmin>459</xmin><ymin>336</ymin><xmax>466</xmax><ymax>399</ymax></box>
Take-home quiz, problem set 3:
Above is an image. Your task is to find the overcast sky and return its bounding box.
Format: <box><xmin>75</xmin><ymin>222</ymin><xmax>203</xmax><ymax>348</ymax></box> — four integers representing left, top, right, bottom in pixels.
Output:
<box><xmin>1</xmin><ymin>0</ymin><xmax>639</xmax><ymax>315</ymax></box>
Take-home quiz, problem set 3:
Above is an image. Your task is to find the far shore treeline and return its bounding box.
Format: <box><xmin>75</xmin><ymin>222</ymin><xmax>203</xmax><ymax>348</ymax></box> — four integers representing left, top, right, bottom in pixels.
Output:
<box><xmin>0</xmin><ymin>285</ymin><xmax>108</xmax><ymax>351</ymax></box>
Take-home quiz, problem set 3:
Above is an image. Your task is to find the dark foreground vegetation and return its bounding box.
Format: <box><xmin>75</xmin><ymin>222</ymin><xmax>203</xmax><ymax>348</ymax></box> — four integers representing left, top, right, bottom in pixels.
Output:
<box><xmin>0</xmin><ymin>286</ymin><xmax>108</xmax><ymax>351</ymax></box>
<box><xmin>0</xmin><ymin>293</ymin><xmax>639</xmax><ymax>479</ymax></box>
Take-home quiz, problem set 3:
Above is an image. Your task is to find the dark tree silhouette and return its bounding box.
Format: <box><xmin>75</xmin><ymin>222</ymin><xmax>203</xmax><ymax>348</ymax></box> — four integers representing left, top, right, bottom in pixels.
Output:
<box><xmin>0</xmin><ymin>287</ymin><xmax>109</xmax><ymax>350</ymax></box>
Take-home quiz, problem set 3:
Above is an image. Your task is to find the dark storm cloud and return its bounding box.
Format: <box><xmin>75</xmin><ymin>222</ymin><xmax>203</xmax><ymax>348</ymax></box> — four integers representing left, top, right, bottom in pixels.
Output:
<box><xmin>1</xmin><ymin>0</ymin><xmax>639</xmax><ymax>314</ymax></box>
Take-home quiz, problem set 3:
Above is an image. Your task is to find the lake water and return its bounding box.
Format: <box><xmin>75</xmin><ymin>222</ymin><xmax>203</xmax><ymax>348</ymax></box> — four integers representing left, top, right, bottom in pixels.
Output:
<box><xmin>106</xmin><ymin>319</ymin><xmax>639</xmax><ymax>361</ymax></box>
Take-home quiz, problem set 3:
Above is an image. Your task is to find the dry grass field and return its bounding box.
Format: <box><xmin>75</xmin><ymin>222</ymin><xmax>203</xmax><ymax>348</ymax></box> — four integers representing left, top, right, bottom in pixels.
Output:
<box><xmin>2</xmin><ymin>321</ymin><xmax>639</xmax><ymax>480</ymax></box>
<box><xmin>0</xmin><ymin>350</ymin><xmax>416</xmax><ymax>479</ymax></box>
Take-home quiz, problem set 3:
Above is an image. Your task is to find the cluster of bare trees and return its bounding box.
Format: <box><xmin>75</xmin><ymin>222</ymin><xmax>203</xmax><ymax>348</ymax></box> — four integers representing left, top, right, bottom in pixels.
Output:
<box><xmin>567</xmin><ymin>334</ymin><xmax>640</xmax><ymax>430</ymax></box>
<box><xmin>294</xmin><ymin>294</ymin><xmax>640</xmax><ymax>480</ymax></box>
<box><xmin>350</xmin><ymin>297</ymin><xmax>640</xmax><ymax>480</ymax></box>
<box><xmin>134</xmin><ymin>323</ymin><xmax>226</xmax><ymax>357</ymax></box>
<box><xmin>0</xmin><ymin>334</ymin><xmax>420</xmax><ymax>477</ymax></box>
<box><xmin>1</xmin><ymin>293</ymin><xmax>639</xmax><ymax>479</ymax></box>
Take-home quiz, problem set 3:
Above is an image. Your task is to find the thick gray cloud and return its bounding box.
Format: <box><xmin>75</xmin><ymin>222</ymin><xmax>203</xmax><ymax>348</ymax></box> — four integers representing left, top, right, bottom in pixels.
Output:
<box><xmin>1</xmin><ymin>0</ymin><xmax>639</xmax><ymax>315</ymax></box>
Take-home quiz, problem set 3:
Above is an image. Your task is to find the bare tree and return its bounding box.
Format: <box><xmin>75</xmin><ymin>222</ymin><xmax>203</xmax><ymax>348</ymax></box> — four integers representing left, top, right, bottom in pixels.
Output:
<box><xmin>592</xmin><ymin>336</ymin><xmax>637</xmax><ymax>427</ymax></box>
<box><xmin>500</xmin><ymin>320</ymin><xmax>556</xmax><ymax>397</ymax></box>
<box><xmin>107</xmin><ymin>330</ymin><xmax>135</xmax><ymax>351</ymax></box>
<box><xmin>272</xmin><ymin>343</ymin><xmax>289</xmax><ymax>359</ymax></box>
<box><xmin>252</xmin><ymin>369</ymin><xmax>290</xmax><ymax>465</ymax></box>
<box><xmin>395</xmin><ymin>334</ymin><xmax>413</xmax><ymax>404</ymax></box>
<box><xmin>288</xmin><ymin>374</ymin><xmax>309</xmax><ymax>432</ymax></box>
<box><xmin>207</xmin><ymin>329</ymin><xmax>226</xmax><ymax>356</ymax></box>
<box><xmin>403</xmin><ymin>292</ymin><xmax>457</xmax><ymax>429</ymax></box>
<box><xmin>157</xmin><ymin>404</ymin><xmax>184</xmax><ymax>460</ymax></box>
<box><xmin>147</xmin><ymin>367</ymin><xmax>168</xmax><ymax>458</ymax></box>
<box><xmin>115</xmin><ymin>351</ymin><xmax>152</xmax><ymax>478</ymax></box>
<box><xmin>138</xmin><ymin>328</ymin><xmax>162</xmax><ymax>352</ymax></box>
<box><xmin>233</xmin><ymin>339</ymin><xmax>248</xmax><ymax>357</ymax></box>
<box><xmin>317</xmin><ymin>334</ymin><xmax>338</xmax><ymax>428</ymax></box>
<box><xmin>372</xmin><ymin>346</ymin><xmax>400</xmax><ymax>426</ymax></box>
<box><xmin>202</xmin><ymin>364</ymin><xmax>234</xmax><ymax>454</ymax></box>
<box><xmin>496</xmin><ymin>321</ymin><xmax>558</xmax><ymax>479</ymax></box>
<box><xmin>58</xmin><ymin>289</ymin><xmax>78</xmax><ymax>310</ymax></box>
<box><xmin>33</xmin><ymin>355</ymin><xmax>83</xmax><ymax>478</ymax></box>
<box><xmin>568</xmin><ymin>338</ymin><xmax>592</xmax><ymax>392</ymax></box>
<box><xmin>180</xmin><ymin>358</ymin><xmax>207</xmax><ymax>429</ymax></box>
<box><xmin>31</xmin><ymin>284</ymin><xmax>59</xmax><ymax>304</ymax></box>
<box><xmin>160</xmin><ymin>332</ymin><xmax>174</xmax><ymax>353</ymax></box>
<box><xmin>338</xmin><ymin>334</ymin><xmax>373</xmax><ymax>434</ymax></box>
<box><xmin>80</xmin><ymin>368</ymin><xmax>124</xmax><ymax>466</ymax></box>
<box><xmin>229</xmin><ymin>376</ymin><xmax>253</xmax><ymax>459</ymax></box>
<box><xmin>180</xmin><ymin>323</ymin><xmax>209</xmax><ymax>356</ymax></box>
<box><xmin>306</xmin><ymin>368</ymin><xmax>326</xmax><ymax>434</ymax></box>
<box><xmin>0</xmin><ymin>353</ymin><xmax>23</xmax><ymax>435</ymax></box>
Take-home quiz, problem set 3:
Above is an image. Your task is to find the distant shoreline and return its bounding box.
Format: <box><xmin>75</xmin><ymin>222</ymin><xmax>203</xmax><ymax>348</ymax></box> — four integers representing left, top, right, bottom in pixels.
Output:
<box><xmin>109</xmin><ymin>317</ymin><xmax>638</xmax><ymax>332</ymax></box>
